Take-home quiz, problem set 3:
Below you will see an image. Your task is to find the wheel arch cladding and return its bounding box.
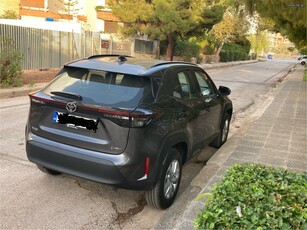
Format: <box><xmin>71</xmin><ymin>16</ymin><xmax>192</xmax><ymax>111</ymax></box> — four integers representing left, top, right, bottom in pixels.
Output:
<box><xmin>154</xmin><ymin>133</ymin><xmax>188</xmax><ymax>180</ymax></box>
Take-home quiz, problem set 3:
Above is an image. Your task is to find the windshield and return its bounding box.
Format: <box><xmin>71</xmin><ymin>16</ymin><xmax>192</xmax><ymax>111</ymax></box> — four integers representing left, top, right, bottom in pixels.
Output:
<box><xmin>43</xmin><ymin>67</ymin><xmax>153</xmax><ymax>108</ymax></box>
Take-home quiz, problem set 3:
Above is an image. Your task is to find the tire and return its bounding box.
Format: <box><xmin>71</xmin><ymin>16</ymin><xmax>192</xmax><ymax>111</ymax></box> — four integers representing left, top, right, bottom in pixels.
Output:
<box><xmin>145</xmin><ymin>148</ymin><xmax>182</xmax><ymax>209</ymax></box>
<box><xmin>210</xmin><ymin>113</ymin><xmax>230</xmax><ymax>148</ymax></box>
<box><xmin>301</xmin><ymin>61</ymin><xmax>306</xmax><ymax>65</ymax></box>
<box><xmin>36</xmin><ymin>164</ymin><xmax>62</xmax><ymax>175</ymax></box>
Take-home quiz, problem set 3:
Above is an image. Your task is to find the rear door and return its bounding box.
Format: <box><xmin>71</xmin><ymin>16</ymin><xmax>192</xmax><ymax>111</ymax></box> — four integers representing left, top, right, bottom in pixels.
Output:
<box><xmin>28</xmin><ymin>67</ymin><xmax>153</xmax><ymax>154</ymax></box>
<box><xmin>169</xmin><ymin>68</ymin><xmax>206</xmax><ymax>153</ymax></box>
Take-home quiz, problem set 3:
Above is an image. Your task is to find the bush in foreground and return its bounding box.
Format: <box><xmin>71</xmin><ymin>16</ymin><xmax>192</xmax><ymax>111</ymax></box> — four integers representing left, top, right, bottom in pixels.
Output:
<box><xmin>195</xmin><ymin>163</ymin><xmax>307</xmax><ymax>229</ymax></box>
<box><xmin>0</xmin><ymin>36</ymin><xmax>23</xmax><ymax>88</ymax></box>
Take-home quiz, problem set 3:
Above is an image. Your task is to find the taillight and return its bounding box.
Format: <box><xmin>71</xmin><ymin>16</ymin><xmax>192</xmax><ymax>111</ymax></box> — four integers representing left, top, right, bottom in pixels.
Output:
<box><xmin>104</xmin><ymin>112</ymin><xmax>157</xmax><ymax>128</ymax></box>
<box><xmin>144</xmin><ymin>156</ymin><xmax>150</xmax><ymax>175</ymax></box>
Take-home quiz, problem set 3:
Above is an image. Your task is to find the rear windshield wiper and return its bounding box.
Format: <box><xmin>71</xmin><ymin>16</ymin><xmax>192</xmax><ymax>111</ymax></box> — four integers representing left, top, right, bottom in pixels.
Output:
<box><xmin>51</xmin><ymin>91</ymin><xmax>82</xmax><ymax>101</ymax></box>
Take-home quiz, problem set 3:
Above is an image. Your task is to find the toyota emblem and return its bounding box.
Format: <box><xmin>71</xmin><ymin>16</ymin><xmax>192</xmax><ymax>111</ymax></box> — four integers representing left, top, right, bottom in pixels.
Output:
<box><xmin>66</xmin><ymin>102</ymin><xmax>78</xmax><ymax>113</ymax></box>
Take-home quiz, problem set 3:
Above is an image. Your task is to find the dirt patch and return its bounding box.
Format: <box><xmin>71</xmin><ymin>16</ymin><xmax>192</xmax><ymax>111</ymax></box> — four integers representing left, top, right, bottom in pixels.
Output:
<box><xmin>22</xmin><ymin>68</ymin><xmax>60</xmax><ymax>85</ymax></box>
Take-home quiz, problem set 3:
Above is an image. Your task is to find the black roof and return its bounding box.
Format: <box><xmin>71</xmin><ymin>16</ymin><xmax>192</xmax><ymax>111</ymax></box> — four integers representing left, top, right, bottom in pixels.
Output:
<box><xmin>65</xmin><ymin>55</ymin><xmax>198</xmax><ymax>76</ymax></box>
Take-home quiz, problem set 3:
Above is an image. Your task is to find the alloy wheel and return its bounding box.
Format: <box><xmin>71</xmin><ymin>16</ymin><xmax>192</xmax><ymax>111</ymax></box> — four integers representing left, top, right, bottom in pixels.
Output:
<box><xmin>164</xmin><ymin>159</ymin><xmax>180</xmax><ymax>199</ymax></box>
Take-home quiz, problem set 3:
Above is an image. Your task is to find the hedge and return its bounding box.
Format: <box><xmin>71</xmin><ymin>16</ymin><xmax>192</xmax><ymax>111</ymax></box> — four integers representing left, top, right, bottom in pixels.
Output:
<box><xmin>195</xmin><ymin>163</ymin><xmax>307</xmax><ymax>229</ymax></box>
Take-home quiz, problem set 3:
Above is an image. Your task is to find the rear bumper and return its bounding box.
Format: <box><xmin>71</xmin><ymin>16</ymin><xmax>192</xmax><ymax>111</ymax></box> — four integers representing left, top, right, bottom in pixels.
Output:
<box><xmin>26</xmin><ymin>133</ymin><xmax>152</xmax><ymax>190</ymax></box>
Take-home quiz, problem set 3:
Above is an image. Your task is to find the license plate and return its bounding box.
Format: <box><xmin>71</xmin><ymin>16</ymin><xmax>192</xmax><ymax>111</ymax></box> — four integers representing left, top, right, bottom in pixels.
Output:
<box><xmin>52</xmin><ymin>112</ymin><xmax>98</xmax><ymax>132</ymax></box>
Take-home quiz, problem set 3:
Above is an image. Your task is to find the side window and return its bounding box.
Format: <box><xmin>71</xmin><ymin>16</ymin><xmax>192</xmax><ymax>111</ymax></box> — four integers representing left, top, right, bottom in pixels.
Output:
<box><xmin>173</xmin><ymin>71</ymin><xmax>193</xmax><ymax>99</ymax></box>
<box><xmin>195</xmin><ymin>71</ymin><xmax>215</xmax><ymax>96</ymax></box>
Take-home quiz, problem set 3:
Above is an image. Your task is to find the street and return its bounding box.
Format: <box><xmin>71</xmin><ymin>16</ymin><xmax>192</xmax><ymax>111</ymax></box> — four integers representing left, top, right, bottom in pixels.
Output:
<box><xmin>0</xmin><ymin>59</ymin><xmax>298</xmax><ymax>229</ymax></box>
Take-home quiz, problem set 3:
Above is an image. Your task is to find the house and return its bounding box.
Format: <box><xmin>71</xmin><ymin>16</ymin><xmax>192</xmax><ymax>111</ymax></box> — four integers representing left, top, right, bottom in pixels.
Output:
<box><xmin>18</xmin><ymin>0</ymin><xmax>120</xmax><ymax>33</ymax></box>
<box><xmin>0</xmin><ymin>0</ymin><xmax>119</xmax><ymax>34</ymax></box>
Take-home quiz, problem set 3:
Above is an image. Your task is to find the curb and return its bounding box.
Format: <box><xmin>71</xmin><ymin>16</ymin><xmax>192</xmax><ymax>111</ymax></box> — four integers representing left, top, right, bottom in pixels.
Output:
<box><xmin>199</xmin><ymin>60</ymin><xmax>259</xmax><ymax>70</ymax></box>
<box><xmin>0</xmin><ymin>83</ymin><xmax>47</xmax><ymax>99</ymax></box>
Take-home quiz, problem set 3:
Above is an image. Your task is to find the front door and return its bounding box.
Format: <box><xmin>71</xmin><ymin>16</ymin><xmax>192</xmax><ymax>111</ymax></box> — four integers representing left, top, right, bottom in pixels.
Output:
<box><xmin>193</xmin><ymin>70</ymin><xmax>223</xmax><ymax>146</ymax></box>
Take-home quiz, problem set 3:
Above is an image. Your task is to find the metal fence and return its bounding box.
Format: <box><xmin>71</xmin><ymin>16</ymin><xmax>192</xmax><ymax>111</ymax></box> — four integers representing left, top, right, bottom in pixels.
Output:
<box><xmin>134</xmin><ymin>39</ymin><xmax>158</xmax><ymax>54</ymax></box>
<box><xmin>0</xmin><ymin>24</ymin><xmax>133</xmax><ymax>70</ymax></box>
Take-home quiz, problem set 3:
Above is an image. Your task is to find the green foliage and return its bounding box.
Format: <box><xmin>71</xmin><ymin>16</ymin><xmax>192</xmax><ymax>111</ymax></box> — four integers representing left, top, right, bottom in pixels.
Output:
<box><xmin>201</xmin><ymin>34</ymin><xmax>219</xmax><ymax>55</ymax></box>
<box><xmin>0</xmin><ymin>10</ymin><xmax>17</xmax><ymax>19</ymax></box>
<box><xmin>189</xmin><ymin>4</ymin><xmax>226</xmax><ymax>37</ymax></box>
<box><xmin>241</xmin><ymin>0</ymin><xmax>306</xmax><ymax>49</ymax></box>
<box><xmin>195</xmin><ymin>163</ymin><xmax>307</xmax><ymax>229</ymax></box>
<box><xmin>219</xmin><ymin>42</ymin><xmax>250</xmax><ymax>62</ymax></box>
<box><xmin>109</xmin><ymin>0</ymin><xmax>226</xmax><ymax>60</ymax></box>
<box><xmin>0</xmin><ymin>36</ymin><xmax>23</xmax><ymax>88</ymax></box>
<box><xmin>58</xmin><ymin>0</ymin><xmax>79</xmax><ymax>16</ymax></box>
<box><xmin>299</xmin><ymin>47</ymin><xmax>307</xmax><ymax>55</ymax></box>
<box><xmin>248</xmin><ymin>31</ymin><xmax>269</xmax><ymax>55</ymax></box>
<box><xmin>110</xmin><ymin>0</ymin><xmax>194</xmax><ymax>40</ymax></box>
<box><xmin>210</xmin><ymin>6</ymin><xmax>250</xmax><ymax>57</ymax></box>
<box><xmin>173</xmin><ymin>38</ymin><xmax>202</xmax><ymax>62</ymax></box>
<box><xmin>95</xmin><ymin>5</ymin><xmax>105</xmax><ymax>11</ymax></box>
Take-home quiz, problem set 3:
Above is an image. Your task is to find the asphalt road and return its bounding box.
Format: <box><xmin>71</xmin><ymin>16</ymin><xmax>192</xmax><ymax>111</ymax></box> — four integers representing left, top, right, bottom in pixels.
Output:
<box><xmin>0</xmin><ymin>59</ymin><xmax>297</xmax><ymax>229</ymax></box>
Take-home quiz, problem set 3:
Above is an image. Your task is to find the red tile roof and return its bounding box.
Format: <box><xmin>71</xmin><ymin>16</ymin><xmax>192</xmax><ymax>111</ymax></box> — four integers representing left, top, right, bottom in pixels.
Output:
<box><xmin>97</xmin><ymin>11</ymin><xmax>119</xmax><ymax>22</ymax></box>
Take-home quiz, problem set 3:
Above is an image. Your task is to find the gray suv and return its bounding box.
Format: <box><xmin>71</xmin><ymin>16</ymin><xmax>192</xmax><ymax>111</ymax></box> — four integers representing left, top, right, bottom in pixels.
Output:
<box><xmin>26</xmin><ymin>55</ymin><xmax>232</xmax><ymax>209</ymax></box>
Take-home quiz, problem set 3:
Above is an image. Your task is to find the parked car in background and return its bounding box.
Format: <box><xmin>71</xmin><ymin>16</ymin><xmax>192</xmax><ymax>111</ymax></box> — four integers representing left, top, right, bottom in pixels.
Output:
<box><xmin>299</xmin><ymin>56</ymin><xmax>307</xmax><ymax>65</ymax></box>
<box><xmin>25</xmin><ymin>55</ymin><xmax>233</xmax><ymax>209</ymax></box>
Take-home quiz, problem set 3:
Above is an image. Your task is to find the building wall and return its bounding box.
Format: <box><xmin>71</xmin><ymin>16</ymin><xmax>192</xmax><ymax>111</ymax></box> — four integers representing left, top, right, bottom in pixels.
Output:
<box><xmin>20</xmin><ymin>0</ymin><xmax>44</xmax><ymax>8</ymax></box>
<box><xmin>48</xmin><ymin>0</ymin><xmax>65</xmax><ymax>14</ymax></box>
<box><xmin>84</xmin><ymin>0</ymin><xmax>103</xmax><ymax>32</ymax></box>
<box><xmin>0</xmin><ymin>18</ymin><xmax>82</xmax><ymax>32</ymax></box>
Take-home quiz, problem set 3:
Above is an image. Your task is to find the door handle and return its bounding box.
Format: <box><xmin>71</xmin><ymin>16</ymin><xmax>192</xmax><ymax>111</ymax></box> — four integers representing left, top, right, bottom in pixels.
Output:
<box><xmin>205</xmin><ymin>97</ymin><xmax>212</xmax><ymax>103</ymax></box>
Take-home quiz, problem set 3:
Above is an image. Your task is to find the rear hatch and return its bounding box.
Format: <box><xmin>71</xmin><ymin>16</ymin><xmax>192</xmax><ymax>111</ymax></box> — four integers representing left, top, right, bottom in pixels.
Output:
<box><xmin>28</xmin><ymin>67</ymin><xmax>154</xmax><ymax>154</ymax></box>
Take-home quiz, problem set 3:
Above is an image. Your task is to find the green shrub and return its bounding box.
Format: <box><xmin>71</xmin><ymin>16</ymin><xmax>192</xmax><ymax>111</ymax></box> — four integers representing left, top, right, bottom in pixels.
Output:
<box><xmin>203</xmin><ymin>43</ymin><xmax>215</xmax><ymax>55</ymax></box>
<box><xmin>0</xmin><ymin>10</ymin><xmax>17</xmax><ymax>19</ymax></box>
<box><xmin>174</xmin><ymin>38</ymin><xmax>201</xmax><ymax>62</ymax></box>
<box><xmin>219</xmin><ymin>42</ymin><xmax>251</xmax><ymax>62</ymax></box>
<box><xmin>298</xmin><ymin>47</ymin><xmax>307</xmax><ymax>55</ymax></box>
<box><xmin>0</xmin><ymin>36</ymin><xmax>23</xmax><ymax>88</ymax></box>
<box><xmin>219</xmin><ymin>50</ymin><xmax>229</xmax><ymax>62</ymax></box>
<box><xmin>195</xmin><ymin>163</ymin><xmax>307</xmax><ymax>229</ymax></box>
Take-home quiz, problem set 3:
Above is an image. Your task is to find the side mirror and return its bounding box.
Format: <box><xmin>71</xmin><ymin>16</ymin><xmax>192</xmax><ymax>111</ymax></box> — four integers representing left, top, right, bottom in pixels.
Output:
<box><xmin>219</xmin><ymin>86</ymin><xmax>231</xmax><ymax>96</ymax></box>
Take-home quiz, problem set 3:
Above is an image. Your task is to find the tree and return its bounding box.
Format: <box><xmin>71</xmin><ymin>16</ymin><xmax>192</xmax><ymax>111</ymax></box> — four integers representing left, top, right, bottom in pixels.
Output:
<box><xmin>0</xmin><ymin>10</ymin><xmax>17</xmax><ymax>19</ymax></box>
<box><xmin>248</xmin><ymin>31</ymin><xmax>269</xmax><ymax>56</ymax></box>
<box><xmin>109</xmin><ymin>0</ymin><xmax>225</xmax><ymax>60</ymax></box>
<box><xmin>58</xmin><ymin>0</ymin><xmax>80</xmax><ymax>19</ymax></box>
<box><xmin>239</xmin><ymin>0</ymin><xmax>306</xmax><ymax>49</ymax></box>
<box><xmin>246</xmin><ymin>15</ymin><xmax>270</xmax><ymax>56</ymax></box>
<box><xmin>210</xmin><ymin>7</ymin><xmax>250</xmax><ymax>57</ymax></box>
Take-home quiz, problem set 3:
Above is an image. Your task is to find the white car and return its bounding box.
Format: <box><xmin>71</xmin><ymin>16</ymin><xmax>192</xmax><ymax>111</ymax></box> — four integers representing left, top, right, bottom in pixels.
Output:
<box><xmin>300</xmin><ymin>56</ymin><xmax>307</xmax><ymax>65</ymax></box>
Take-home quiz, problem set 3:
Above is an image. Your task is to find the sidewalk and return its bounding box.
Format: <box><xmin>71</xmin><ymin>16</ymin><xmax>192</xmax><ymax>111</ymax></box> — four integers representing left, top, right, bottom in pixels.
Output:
<box><xmin>0</xmin><ymin>83</ymin><xmax>47</xmax><ymax>99</ymax></box>
<box><xmin>155</xmin><ymin>65</ymin><xmax>306</xmax><ymax>229</ymax></box>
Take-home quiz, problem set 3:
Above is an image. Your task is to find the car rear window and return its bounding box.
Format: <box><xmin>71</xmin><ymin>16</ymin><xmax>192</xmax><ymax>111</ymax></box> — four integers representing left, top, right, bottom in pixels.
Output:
<box><xmin>43</xmin><ymin>67</ymin><xmax>153</xmax><ymax>108</ymax></box>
